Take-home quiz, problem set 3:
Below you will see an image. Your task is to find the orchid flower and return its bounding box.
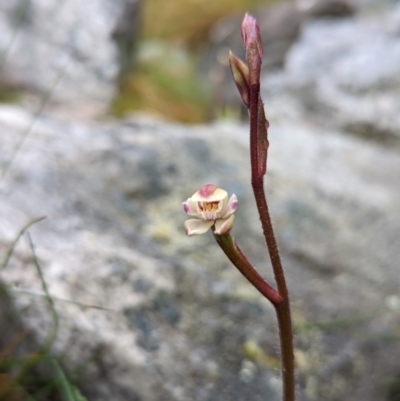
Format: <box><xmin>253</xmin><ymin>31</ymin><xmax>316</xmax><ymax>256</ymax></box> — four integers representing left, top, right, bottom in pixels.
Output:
<box><xmin>183</xmin><ymin>184</ymin><xmax>237</xmax><ymax>236</ymax></box>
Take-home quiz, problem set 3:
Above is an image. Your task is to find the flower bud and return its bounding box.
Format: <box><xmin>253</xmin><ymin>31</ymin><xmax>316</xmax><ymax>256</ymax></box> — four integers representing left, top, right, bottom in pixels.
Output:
<box><xmin>241</xmin><ymin>13</ymin><xmax>263</xmax><ymax>59</ymax></box>
<box><xmin>229</xmin><ymin>51</ymin><xmax>250</xmax><ymax>108</ymax></box>
<box><xmin>241</xmin><ymin>13</ymin><xmax>263</xmax><ymax>85</ymax></box>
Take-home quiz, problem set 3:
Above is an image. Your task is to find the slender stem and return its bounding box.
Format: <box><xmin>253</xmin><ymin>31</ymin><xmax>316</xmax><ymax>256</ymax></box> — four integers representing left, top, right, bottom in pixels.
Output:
<box><xmin>213</xmin><ymin>232</ymin><xmax>283</xmax><ymax>306</ymax></box>
<box><xmin>249</xmin><ymin>84</ymin><xmax>295</xmax><ymax>401</ymax></box>
<box><xmin>251</xmin><ymin>182</ymin><xmax>286</xmax><ymax>295</ymax></box>
<box><xmin>253</xmin><ymin>177</ymin><xmax>295</xmax><ymax>401</ymax></box>
<box><xmin>275</xmin><ymin>298</ymin><xmax>295</xmax><ymax>401</ymax></box>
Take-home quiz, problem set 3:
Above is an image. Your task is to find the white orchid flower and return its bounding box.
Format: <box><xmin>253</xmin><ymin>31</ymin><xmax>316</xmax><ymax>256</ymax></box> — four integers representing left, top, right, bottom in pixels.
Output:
<box><xmin>183</xmin><ymin>184</ymin><xmax>237</xmax><ymax>236</ymax></box>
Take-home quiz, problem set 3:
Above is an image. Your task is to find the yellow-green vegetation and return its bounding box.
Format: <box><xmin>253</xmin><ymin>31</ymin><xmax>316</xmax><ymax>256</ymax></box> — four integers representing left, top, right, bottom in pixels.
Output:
<box><xmin>142</xmin><ymin>0</ymin><xmax>279</xmax><ymax>47</ymax></box>
<box><xmin>0</xmin><ymin>83</ymin><xmax>19</xmax><ymax>104</ymax></box>
<box><xmin>0</xmin><ymin>218</ymin><xmax>88</xmax><ymax>401</ymax></box>
<box><xmin>242</xmin><ymin>340</ymin><xmax>281</xmax><ymax>369</ymax></box>
<box><xmin>112</xmin><ymin>42</ymin><xmax>210</xmax><ymax>123</ymax></box>
<box><xmin>113</xmin><ymin>0</ymin><xmax>283</xmax><ymax>123</ymax></box>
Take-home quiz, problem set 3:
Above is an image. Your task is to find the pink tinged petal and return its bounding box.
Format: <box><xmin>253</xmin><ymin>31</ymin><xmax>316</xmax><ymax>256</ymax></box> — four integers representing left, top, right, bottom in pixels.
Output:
<box><xmin>214</xmin><ymin>214</ymin><xmax>235</xmax><ymax>235</ymax></box>
<box><xmin>183</xmin><ymin>199</ymin><xmax>202</xmax><ymax>217</ymax></box>
<box><xmin>183</xmin><ymin>201</ymin><xmax>190</xmax><ymax>214</ymax></box>
<box><xmin>221</xmin><ymin>194</ymin><xmax>238</xmax><ymax>218</ymax></box>
<box><xmin>228</xmin><ymin>194</ymin><xmax>238</xmax><ymax>211</ymax></box>
<box><xmin>191</xmin><ymin>184</ymin><xmax>228</xmax><ymax>202</ymax></box>
<box><xmin>198</xmin><ymin>183</ymin><xmax>217</xmax><ymax>198</ymax></box>
<box><xmin>184</xmin><ymin>219</ymin><xmax>214</xmax><ymax>236</ymax></box>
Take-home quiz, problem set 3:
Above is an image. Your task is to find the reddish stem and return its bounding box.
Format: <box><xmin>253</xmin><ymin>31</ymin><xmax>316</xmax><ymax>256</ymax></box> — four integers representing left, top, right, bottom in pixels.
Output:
<box><xmin>249</xmin><ymin>82</ymin><xmax>295</xmax><ymax>401</ymax></box>
<box><xmin>213</xmin><ymin>232</ymin><xmax>283</xmax><ymax>306</ymax></box>
<box><xmin>230</xmin><ymin>13</ymin><xmax>295</xmax><ymax>401</ymax></box>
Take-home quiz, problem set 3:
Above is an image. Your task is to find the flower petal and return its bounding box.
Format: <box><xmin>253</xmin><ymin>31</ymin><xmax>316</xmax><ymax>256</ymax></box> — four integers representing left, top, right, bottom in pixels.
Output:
<box><xmin>184</xmin><ymin>219</ymin><xmax>214</xmax><ymax>236</ymax></box>
<box><xmin>183</xmin><ymin>199</ymin><xmax>201</xmax><ymax>217</ymax></box>
<box><xmin>191</xmin><ymin>184</ymin><xmax>228</xmax><ymax>203</ymax></box>
<box><xmin>221</xmin><ymin>194</ymin><xmax>238</xmax><ymax>218</ymax></box>
<box><xmin>214</xmin><ymin>214</ymin><xmax>235</xmax><ymax>235</ymax></box>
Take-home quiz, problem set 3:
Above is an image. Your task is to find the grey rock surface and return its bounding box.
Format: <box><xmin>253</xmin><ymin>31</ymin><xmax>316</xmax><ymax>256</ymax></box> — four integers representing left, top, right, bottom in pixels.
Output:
<box><xmin>1</xmin><ymin>104</ymin><xmax>400</xmax><ymax>400</ymax></box>
<box><xmin>1</xmin><ymin>1</ymin><xmax>400</xmax><ymax>400</ymax></box>
<box><xmin>262</xmin><ymin>2</ymin><xmax>400</xmax><ymax>144</ymax></box>
<box><xmin>0</xmin><ymin>0</ymin><xmax>140</xmax><ymax>115</ymax></box>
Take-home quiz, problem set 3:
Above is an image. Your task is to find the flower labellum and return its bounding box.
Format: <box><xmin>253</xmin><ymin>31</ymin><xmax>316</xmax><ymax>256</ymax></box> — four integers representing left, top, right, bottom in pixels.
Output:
<box><xmin>183</xmin><ymin>184</ymin><xmax>237</xmax><ymax>236</ymax></box>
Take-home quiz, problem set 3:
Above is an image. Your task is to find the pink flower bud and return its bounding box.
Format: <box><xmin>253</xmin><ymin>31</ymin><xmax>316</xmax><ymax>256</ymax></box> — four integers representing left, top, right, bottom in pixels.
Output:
<box><xmin>241</xmin><ymin>13</ymin><xmax>263</xmax><ymax>86</ymax></box>
<box><xmin>241</xmin><ymin>13</ymin><xmax>263</xmax><ymax>59</ymax></box>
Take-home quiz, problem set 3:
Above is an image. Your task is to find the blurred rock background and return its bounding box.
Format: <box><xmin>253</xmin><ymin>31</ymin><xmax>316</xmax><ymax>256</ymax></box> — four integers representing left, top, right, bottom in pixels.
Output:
<box><xmin>0</xmin><ymin>0</ymin><xmax>400</xmax><ymax>400</ymax></box>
